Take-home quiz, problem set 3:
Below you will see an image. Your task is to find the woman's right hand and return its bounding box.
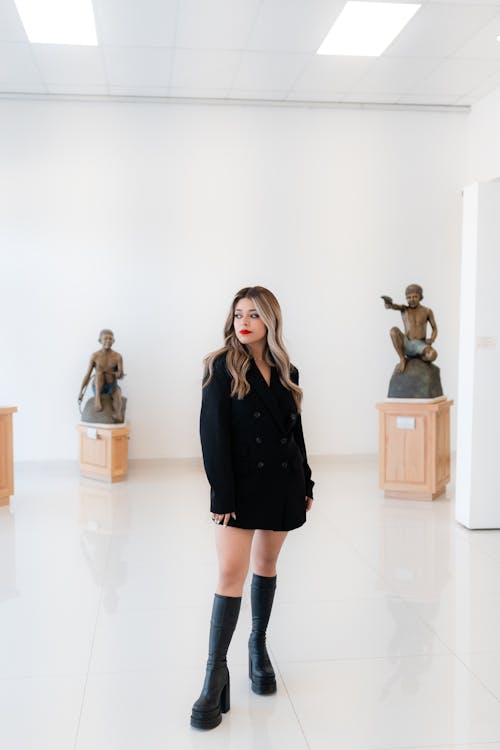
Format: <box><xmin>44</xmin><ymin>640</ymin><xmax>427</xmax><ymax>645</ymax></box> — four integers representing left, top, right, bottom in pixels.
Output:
<box><xmin>211</xmin><ymin>512</ymin><xmax>236</xmax><ymax>527</ymax></box>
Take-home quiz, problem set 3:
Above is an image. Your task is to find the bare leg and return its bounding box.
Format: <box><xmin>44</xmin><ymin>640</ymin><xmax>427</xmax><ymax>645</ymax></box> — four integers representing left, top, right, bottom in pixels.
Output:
<box><xmin>192</xmin><ymin>527</ymin><xmax>252</xmax><ymax>730</ymax></box>
<box><xmin>390</xmin><ymin>327</ymin><xmax>407</xmax><ymax>373</ymax></box>
<box><xmin>111</xmin><ymin>387</ymin><xmax>123</xmax><ymax>421</ymax></box>
<box><xmin>251</xmin><ymin>530</ymin><xmax>288</xmax><ymax>576</ymax></box>
<box><xmin>248</xmin><ymin>530</ymin><xmax>288</xmax><ymax>695</ymax></box>
<box><xmin>215</xmin><ymin>526</ymin><xmax>254</xmax><ymax>597</ymax></box>
<box><xmin>94</xmin><ymin>372</ymin><xmax>104</xmax><ymax>411</ymax></box>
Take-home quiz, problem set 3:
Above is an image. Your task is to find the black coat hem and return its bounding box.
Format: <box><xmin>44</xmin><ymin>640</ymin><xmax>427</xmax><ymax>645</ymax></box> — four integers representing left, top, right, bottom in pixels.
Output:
<box><xmin>224</xmin><ymin>518</ymin><xmax>307</xmax><ymax>532</ymax></box>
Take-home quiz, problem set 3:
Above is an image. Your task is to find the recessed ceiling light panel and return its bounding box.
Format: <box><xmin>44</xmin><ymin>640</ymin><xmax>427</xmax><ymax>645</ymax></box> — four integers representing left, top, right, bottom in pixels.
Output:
<box><xmin>15</xmin><ymin>0</ymin><xmax>98</xmax><ymax>45</ymax></box>
<box><xmin>317</xmin><ymin>1</ymin><xmax>421</xmax><ymax>57</ymax></box>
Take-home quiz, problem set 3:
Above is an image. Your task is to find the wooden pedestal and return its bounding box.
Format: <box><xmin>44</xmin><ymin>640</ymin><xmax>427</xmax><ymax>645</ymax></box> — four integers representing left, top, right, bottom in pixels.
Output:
<box><xmin>376</xmin><ymin>398</ymin><xmax>453</xmax><ymax>500</ymax></box>
<box><xmin>77</xmin><ymin>423</ymin><xmax>130</xmax><ymax>482</ymax></box>
<box><xmin>0</xmin><ymin>407</ymin><xmax>17</xmax><ymax>506</ymax></box>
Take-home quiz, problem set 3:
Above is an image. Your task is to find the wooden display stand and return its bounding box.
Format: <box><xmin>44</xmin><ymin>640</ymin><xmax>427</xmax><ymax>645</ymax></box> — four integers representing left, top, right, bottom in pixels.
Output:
<box><xmin>77</xmin><ymin>422</ymin><xmax>130</xmax><ymax>482</ymax></box>
<box><xmin>0</xmin><ymin>407</ymin><xmax>17</xmax><ymax>506</ymax></box>
<box><xmin>376</xmin><ymin>398</ymin><xmax>453</xmax><ymax>500</ymax></box>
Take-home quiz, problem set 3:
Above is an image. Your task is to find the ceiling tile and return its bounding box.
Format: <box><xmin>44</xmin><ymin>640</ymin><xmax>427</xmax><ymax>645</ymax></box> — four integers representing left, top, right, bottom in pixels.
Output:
<box><xmin>0</xmin><ymin>42</ymin><xmax>43</xmax><ymax>84</ymax></box>
<box><xmin>456</xmin><ymin>70</ymin><xmax>500</xmax><ymax>104</ymax></box>
<box><xmin>0</xmin><ymin>80</ymin><xmax>46</xmax><ymax>93</ymax></box>
<box><xmin>32</xmin><ymin>45</ymin><xmax>106</xmax><ymax>85</ymax></box>
<box><xmin>175</xmin><ymin>0</ymin><xmax>261</xmax><ymax>50</ymax></box>
<box><xmin>386</xmin><ymin>3</ymin><xmax>500</xmax><ymax>58</ymax></box>
<box><xmin>170</xmin><ymin>49</ymin><xmax>241</xmax><ymax>88</ymax></box>
<box><xmin>229</xmin><ymin>89</ymin><xmax>288</xmax><ymax>100</ymax></box>
<box><xmin>453</xmin><ymin>12</ymin><xmax>500</xmax><ymax>60</ymax></box>
<box><xmin>292</xmin><ymin>56</ymin><xmax>376</xmax><ymax>93</ymax></box>
<box><xmin>424</xmin><ymin>0</ymin><xmax>500</xmax><ymax>4</ymax></box>
<box><xmin>410</xmin><ymin>58</ymin><xmax>500</xmax><ymax>96</ymax></box>
<box><xmin>0</xmin><ymin>0</ymin><xmax>28</xmax><ymax>43</ymax></box>
<box><xmin>286</xmin><ymin>89</ymin><xmax>346</xmax><ymax>102</ymax></box>
<box><xmin>103</xmin><ymin>46</ymin><xmax>171</xmax><ymax>87</ymax></box>
<box><xmin>247</xmin><ymin>0</ymin><xmax>345</xmax><ymax>53</ymax></box>
<box><xmin>109</xmin><ymin>85</ymin><xmax>167</xmax><ymax>97</ymax></box>
<box><xmin>232</xmin><ymin>51</ymin><xmax>309</xmax><ymax>91</ymax></box>
<box><xmin>168</xmin><ymin>86</ymin><xmax>229</xmax><ymax>99</ymax></box>
<box><xmin>455</xmin><ymin>93</ymin><xmax>479</xmax><ymax>106</ymax></box>
<box><xmin>343</xmin><ymin>92</ymin><xmax>402</xmax><ymax>104</ymax></box>
<box><xmin>397</xmin><ymin>92</ymin><xmax>462</xmax><ymax>106</ymax></box>
<box><xmin>350</xmin><ymin>57</ymin><xmax>441</xmax><ymax>94</ymax></box>
<box><xmin>46</xmin><ymin>83</ymin><xmax>109</xmax><ymax>95</ymax></box>
<box><xmin>2</xmin><ymin>0</ymin><xmax>500</xmax><ymax>107</ymax></box>
<box><xmin>93</xmin><ymin>0</ymin><xmax>177</xmax><ymax>46</ymax></box>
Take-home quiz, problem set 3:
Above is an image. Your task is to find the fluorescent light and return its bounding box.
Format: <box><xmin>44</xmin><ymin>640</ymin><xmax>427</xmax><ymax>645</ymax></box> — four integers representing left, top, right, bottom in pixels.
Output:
<box><xmin>317</xmin><ymin>1</ymin><xmax>421</xmax><ymax>57</ymax></box>
<box><xmin>15</xmin><ymin>0</ymin><xmax>97</xmax><ymax>45</ymax></box>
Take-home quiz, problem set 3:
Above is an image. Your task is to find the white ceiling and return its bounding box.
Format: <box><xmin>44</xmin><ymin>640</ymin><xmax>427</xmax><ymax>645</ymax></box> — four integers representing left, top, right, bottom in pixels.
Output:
<box><xmin>2</xmin><ymin>0</ymin><xmax>500</xmax><ymax>108</ymax></box>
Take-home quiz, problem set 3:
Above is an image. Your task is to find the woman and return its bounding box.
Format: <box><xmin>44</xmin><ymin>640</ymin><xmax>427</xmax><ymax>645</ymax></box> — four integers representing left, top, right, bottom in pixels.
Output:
<box><xmin>191</xmin><ymin>286</ymin><xmax>314</xmax><ymax>730</ymax></box>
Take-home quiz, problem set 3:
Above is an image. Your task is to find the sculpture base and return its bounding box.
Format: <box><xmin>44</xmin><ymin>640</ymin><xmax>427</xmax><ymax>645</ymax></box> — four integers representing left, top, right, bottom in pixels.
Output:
<box><xmin>388</xmin><ymin>358</ymin><xmax>443</xmax><ymax>399</ymax></box>
<box><xmin>77</xmin><ymin>422</ymin><xmax>130</xmax><ymax>482</ymax></box>
<box><xmin>81</xmin><ymin>394</ymin><xmax>127</xmax><ymax>425</ymax></box>
<box><xmin>376</xmin><ymin>399</ymin><xmax>453</xmax><ymax>501</ymax></box>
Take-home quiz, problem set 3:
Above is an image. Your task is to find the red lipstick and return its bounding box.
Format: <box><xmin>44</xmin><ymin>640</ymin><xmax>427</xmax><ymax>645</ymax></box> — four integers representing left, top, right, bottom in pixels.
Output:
<box><xmin>240</xmin><ymin>329</ymin><xmax>251</xmax><ymax>335</ymax></box>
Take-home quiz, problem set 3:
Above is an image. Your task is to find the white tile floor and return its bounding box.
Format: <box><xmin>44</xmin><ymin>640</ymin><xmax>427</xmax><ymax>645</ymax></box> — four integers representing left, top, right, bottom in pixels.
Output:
<box><xmin>2</xmin><ymin>458</ymin><xmax>500</xmax><ymax>749</ymax></box>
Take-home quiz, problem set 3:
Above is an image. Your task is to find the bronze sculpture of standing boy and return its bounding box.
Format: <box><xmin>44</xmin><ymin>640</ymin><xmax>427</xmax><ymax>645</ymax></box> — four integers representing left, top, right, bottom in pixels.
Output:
<box><xmin>382</xmin><ymin>284</ymin><xmax>438</xmax><ymax>373</ymax></box>
<box><xmin>78</xmin><ymin>329</ymin><xmax>124</xmax><ymax>420</ymax></box>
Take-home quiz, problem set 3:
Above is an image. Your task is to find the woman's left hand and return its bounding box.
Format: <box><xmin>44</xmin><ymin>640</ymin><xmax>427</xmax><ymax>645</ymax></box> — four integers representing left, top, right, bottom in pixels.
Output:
<box><xmin>305</xmin><ymin>496</ymin><xmax>313</xmax><ymax>512</ymax></box>
<box><xmin>211</xmin><ymin>512</ymin><xmax>236</xmax><ymax>526</ymax></box>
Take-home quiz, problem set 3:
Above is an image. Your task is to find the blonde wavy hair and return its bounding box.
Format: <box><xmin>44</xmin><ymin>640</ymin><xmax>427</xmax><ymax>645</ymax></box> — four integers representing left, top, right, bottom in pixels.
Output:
<box><xmin>203</xmin><ymin>286</ymin><xmax>303</xmax><ymax>411</ymax></box>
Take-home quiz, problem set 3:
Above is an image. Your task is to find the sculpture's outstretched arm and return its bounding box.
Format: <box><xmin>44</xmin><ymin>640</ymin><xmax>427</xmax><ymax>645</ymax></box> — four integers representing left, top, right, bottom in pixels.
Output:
<box><xmin>381</xmin><ymin>295</ymin><xmax>405</xmax><ymax>311</ymax></box>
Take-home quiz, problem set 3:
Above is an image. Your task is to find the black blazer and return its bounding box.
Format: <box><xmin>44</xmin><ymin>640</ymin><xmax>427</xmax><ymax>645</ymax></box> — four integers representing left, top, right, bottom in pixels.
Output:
<box><xmin>200</xmin><ymin>355</ymin><xmax>314</xmax><ymax>531</ymax></box>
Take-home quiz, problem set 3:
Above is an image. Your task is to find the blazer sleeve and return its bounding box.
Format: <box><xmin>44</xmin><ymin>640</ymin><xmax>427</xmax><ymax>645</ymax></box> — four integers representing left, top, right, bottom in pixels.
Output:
<box><xmin>290</xmin><ymin>366</ymin><xmax>315</xmax><ymax>499</ymax></box>
<box><xmin>199</xmin><ymin>358</ymin><xmax>236</xmax><ymax>514</ymax></box>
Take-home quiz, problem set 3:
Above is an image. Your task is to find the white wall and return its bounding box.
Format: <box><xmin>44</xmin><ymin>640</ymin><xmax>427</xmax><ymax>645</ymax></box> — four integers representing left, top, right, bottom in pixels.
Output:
<box><xmin>457</xmin><ymin>86</ymin><xmax>500</xmax><ymax>528</ymax></box>
<box><xmin>456</xmin><ymin>181</ymin><xmax>500</xmax><ymax>529</ymax></box>
<box><xmin>0</xmin><ymin>99</ymin><xmax>467</xmax><ymax>461</ymax></box>
<box><xmin>468</xmin><ymin>87</ymin><xmax>500</xmax><ymax>183</ymax></box>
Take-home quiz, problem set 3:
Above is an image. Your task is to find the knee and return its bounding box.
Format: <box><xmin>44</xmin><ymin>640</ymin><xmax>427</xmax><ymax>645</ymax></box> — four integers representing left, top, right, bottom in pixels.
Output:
<box><xmin>252</xmin><ymin>554</ymin><xmax>278</xmax><ymax>577</ymax></box>
<box><xmin>422</xmin><ymin>346</ymin><xmax>437</xmax><ymax>362</ymax></box>
<box><xmin>218</xmin><ymin>567</ymin><xmax>247</xmax><ymax>592</ymax></box>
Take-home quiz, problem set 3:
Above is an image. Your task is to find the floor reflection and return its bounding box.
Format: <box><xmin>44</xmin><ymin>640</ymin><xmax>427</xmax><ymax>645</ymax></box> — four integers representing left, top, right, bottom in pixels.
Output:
<box><xmin>0</xmin><ymin>506</ymin><xmax>18</xmax><ymax>604</ymax></box>
<box><xmin>79</xmin><ymin>479</ymin><xmax>130</xmax><ymax>612</ymax></box>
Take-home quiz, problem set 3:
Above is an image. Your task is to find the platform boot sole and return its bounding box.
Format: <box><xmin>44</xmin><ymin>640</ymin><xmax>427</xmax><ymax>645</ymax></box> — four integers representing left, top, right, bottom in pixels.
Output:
<box><xmin>249</xmin><ymin>654</ymin><xmax>277</xmax><ymax>695</ymax></box>
<box><xmin>190</xmin><ymin>679</ymin><xmax>230</xmax><ymax>729</ymax></box>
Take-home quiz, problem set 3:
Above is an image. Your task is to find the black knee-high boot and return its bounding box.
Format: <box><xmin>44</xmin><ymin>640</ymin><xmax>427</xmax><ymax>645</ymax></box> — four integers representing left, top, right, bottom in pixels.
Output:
<box><xmin>191</xmin><ymin>594</ymin><xmax>242</xmax><ymax>730</ymax></box>
<box><xmin>248</xmin><ymin>573</ymin><xmax>277</xmax><ymax>694</ymax></box>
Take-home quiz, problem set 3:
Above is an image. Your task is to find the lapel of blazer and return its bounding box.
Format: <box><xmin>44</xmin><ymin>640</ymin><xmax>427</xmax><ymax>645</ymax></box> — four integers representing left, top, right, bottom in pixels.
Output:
<box><xmin>247</xmin><ymin>363</ymin><xmax>286</xmax><ymax>434</ymax></box>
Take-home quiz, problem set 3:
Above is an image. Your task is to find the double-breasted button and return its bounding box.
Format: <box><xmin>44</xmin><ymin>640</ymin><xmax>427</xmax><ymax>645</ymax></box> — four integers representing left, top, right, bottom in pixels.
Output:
<box><xmin>255</xmin><ymin>436</ymin><xmax>263</xmax><ymax>444</ymax></box>
<box><xmin>290</xmin><ymin>413</ymin><xmax>297</xmax><ymax>421</ymax></box>
<box><xmin>253</xmin><ymin>411</ymin><xmax>261</xmax><ymax>419</ymax></box>
<box><xmin>281</xmin><ymin>461</ymin><xmax>288</xmax><ymax>469</ymax></box>
<box><xmin>280</xmin><ymin>437</ymin><xmax>287</xmax><ymax>445</ymax></box>
<box><xmin>257</xmin><ymin>461</ymin><xmax>264</xmax><ymax>469</ymax></box>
